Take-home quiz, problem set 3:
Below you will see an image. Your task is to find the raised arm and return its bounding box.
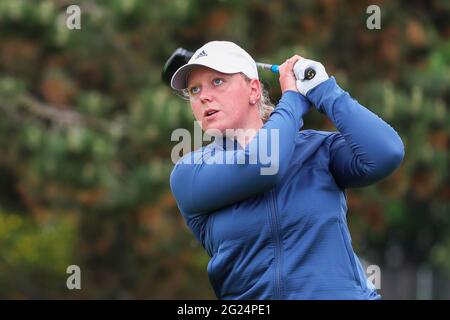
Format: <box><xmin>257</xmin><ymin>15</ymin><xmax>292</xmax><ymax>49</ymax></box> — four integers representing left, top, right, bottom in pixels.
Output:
<box><xmin>170</xmin><ymin>90</ymin><xmax>310</xmax><ymax>215</ymax></box>
<box><xmin>307</xmin><ymin>77</ymin><xmax>404</xmax><ymax>189</ymax></box>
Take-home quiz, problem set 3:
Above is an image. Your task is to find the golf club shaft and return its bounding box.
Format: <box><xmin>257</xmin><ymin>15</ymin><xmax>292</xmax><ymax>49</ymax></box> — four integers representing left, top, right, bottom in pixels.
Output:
<box><xmin>256</xmin><ymin>62</ymin><xmax>279</xmax><ymax>73</ymax></box>
<box><xmin>162</xmin><ymin>48</ymin><xmax>316</xmax><ymax>86</ymax></box>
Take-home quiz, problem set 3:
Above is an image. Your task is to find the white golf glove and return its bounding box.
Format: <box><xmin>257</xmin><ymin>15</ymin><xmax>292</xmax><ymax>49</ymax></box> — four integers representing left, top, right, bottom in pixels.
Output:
<box><xmin>294</xmin><ymin>58</ymin><xmax>329</xmax><ymax>96</ymax></box>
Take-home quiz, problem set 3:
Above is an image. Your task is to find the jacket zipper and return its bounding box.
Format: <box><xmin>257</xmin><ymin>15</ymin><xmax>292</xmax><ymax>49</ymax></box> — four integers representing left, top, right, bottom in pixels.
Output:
<box><xmin>268</xmin><ymin>189</ymin><xmax>283</xmax><ymax>299</ymax></box>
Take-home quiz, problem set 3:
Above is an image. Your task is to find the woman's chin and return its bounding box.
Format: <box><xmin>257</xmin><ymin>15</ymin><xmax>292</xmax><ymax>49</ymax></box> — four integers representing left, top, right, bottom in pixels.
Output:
<box><xmin>203</xmin><ymin>123</ymin><xmax>227</xmax><ymax>135</ymax></box>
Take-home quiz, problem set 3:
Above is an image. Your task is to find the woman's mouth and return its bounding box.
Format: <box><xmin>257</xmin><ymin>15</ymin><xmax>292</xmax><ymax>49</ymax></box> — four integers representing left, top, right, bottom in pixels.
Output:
<box><xmin>204</xmin><ymin>110</ymin><xmax>219</xmax><ymax>120</ymax></box>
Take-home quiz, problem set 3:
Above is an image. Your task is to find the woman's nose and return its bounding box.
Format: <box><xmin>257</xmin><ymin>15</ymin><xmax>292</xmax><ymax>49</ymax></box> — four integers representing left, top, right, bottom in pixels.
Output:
<box><xmin>199</xmin><ymin>86</ymin><xmax>213</xmax><ymax>103</ymax></box>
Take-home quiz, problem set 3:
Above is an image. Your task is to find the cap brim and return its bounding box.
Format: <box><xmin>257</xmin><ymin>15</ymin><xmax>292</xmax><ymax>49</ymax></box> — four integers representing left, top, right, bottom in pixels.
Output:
<box><xmin>170</xmin><ymin>61</ymin><xmax>241</xmax><ymax>90</ymax></box>
<box><xmin>170</xmin><ymin>63</ymin><xmax>198</xmax><ymax>90</ymax></box>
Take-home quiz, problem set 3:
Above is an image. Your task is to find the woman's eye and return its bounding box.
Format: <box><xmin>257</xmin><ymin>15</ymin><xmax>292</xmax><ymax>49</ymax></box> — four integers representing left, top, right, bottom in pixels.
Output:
<box><xmin>213</xmin><ymin>78</ymin><xmax>224</xmax><ymax>86</ymax></box>
<box><xmin>190</xmin><ymin>86</ymin><xmax>200</xmax><ymax>95</ymax></box>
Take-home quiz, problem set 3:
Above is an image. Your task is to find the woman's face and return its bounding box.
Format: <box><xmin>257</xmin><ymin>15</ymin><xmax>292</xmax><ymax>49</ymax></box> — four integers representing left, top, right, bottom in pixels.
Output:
<box><xmin>187</xmin><ymin>67</ymin><xmax>258</xmax><ymax>133</ymax></box>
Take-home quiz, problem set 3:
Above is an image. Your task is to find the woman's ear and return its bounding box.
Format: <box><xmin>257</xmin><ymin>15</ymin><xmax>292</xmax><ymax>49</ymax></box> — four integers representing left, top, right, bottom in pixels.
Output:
<box><xmin>249</xmin><ymin>79</ymin><xmax>261</xmax><ymax>105</ymax></box>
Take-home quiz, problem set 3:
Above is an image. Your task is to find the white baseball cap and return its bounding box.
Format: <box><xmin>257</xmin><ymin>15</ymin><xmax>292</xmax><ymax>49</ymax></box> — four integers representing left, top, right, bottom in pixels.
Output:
<box><xmin>170</xmin><ymin>41</ymin><xmax>259</xmax><ymax>90</ymax></box>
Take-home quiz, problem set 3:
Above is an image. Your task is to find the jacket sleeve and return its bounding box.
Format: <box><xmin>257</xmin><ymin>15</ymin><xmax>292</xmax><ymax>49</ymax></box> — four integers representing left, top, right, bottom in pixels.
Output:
<box><xmin>306</xmin><ymin>77</ymin><xmax>405</xmax><ymax>189</ymax></box>
<box><xmin>170</xmin><ymin>91</ymin><xmax>311</xmax><ymax>216</ymax></box>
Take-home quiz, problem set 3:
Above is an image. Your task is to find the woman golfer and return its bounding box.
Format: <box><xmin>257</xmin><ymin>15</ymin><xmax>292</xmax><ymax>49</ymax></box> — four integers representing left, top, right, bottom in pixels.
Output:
<box><xmin>169</xmin><ymin>41</ymin><xmax>404</xmax><ymax>299</ymax></box>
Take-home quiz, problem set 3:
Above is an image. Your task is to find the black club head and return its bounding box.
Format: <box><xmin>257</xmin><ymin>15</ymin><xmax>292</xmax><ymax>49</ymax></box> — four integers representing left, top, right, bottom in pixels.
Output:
<box><xmin>161</xmin><ymin>48</ymin><xmax>193</xmax><ymax>86</ymax></box>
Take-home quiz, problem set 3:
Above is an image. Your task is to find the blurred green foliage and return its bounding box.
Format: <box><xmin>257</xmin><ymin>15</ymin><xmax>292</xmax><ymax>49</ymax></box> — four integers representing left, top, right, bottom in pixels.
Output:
<box><xmin>0</xmin><ymin>0</ymin><xmax>448</xmax><ymax>298</ymax></box>
<box><xmin>0</xmin><ymin>209</ymin><xmax>76</xmax><ymax>298</ymax></box>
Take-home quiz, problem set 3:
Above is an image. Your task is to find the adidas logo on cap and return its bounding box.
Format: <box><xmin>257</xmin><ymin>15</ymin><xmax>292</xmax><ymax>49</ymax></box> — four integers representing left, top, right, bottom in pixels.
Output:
<box><xmin>194</xmin><ymin>50</ymin><xmax>208</xmax><ymax>59</ymax></box>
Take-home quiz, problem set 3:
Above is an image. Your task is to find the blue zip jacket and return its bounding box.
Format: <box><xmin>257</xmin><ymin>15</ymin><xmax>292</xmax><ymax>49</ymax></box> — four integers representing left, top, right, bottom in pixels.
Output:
<box><xmin>170</xmin><ymin>77</ymin><xmax>404</xmax><ymax>299</ymax></box>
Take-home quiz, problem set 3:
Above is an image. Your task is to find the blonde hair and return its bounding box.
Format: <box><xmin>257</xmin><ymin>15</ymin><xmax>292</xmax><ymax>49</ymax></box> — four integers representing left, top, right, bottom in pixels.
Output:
<box><xmin>178</xmin><ymin>72</ymin><xmax>275</xmax><ymax>123</ymax></box>
<box><xmin>240</xmin><ymin>73</ymin><xmax>274</xmax><ymax>123</ymax></box>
